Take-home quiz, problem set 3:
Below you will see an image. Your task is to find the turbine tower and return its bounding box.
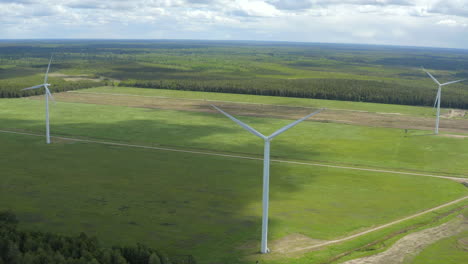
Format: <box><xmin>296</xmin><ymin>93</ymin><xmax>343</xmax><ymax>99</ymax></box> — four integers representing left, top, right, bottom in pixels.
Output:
<box><xmin>22</xmin><ymin>55</ymin><xmax>55</xmax><ymax>144</ymax></box>
<box><xmin>211</xmin><ymin>105</ymin><xmax>323</xmax><ymax>254</ymax></box>
<box><xmin>422</xmin><ymin>68</ymin><xmax>466</xmax><ymax>135</ymax></box>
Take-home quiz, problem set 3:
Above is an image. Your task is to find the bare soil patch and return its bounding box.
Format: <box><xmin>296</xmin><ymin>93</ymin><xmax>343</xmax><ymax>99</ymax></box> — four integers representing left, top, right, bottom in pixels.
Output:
<box><xmin>239</xmin><ymin>234</ymin><xmax>327</xmax><ymax>261</ymax></box>
<box><xmin>457</xmin><ymin>237</ymin><xmax>468</xmax><ymax>250</ymax></box>
<box><xmin>341</xmin><ymin>214</ymin><xmax>468</xmax><ymax>264</ymax></box>
<box><xmin>270</xmin><ymin>234</ymin><xmax>327</xmax><ymax>253</ymax></box>
<box><xmin>48</xmin><ymin>73</ymin><xmax>102</xmax><ymax>82</ymax></box>
<box><xmin>32</xmin><ymin>91</ymin><xmax>468</xmax><ymax>134</ymax></box>
<box><xmin>440</xmin><ymin>134</ymin><xmax>468</xmax><ymax>139</ymax></box>
<box><xmin>442</xmin><ymin>109</ymin><xmax>466</xmax><ymax>119</ymax></box>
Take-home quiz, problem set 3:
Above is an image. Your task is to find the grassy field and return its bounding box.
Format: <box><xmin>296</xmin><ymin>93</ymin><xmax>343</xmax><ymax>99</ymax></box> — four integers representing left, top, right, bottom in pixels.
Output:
<box><xmin>0</xmin><ymin>132</ymin><xmax>466</xmax><ymax>264</ymax></box>
<box><xmin>410</xmin><ymin>230</ymin><xmax>468</xmax><ymax>264</ymax></box>
<box><xmin>79</xmin><ymin>86</ymin><xmax>447</xmax><ymax>117</ymax></box>
<box><xmin>1</xmin><ymin>80</ymin><xmax>468</xmax><ymax>263</ymax></box>
<box><xmin>266</xmin><ymin>204</ymin><xmax>468</xmax><ymax>264</ymax></box>
<box><xmin>0</xmin><ymin>97</ymin><xmax>467</xmax><ymax>176</ymax></box>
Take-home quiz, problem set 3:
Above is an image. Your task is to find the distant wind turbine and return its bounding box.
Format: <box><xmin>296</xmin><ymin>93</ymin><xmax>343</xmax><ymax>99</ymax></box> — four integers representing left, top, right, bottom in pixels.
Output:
<box><xmin>422</xmin><ymin>68</ymin><xmax>466</xmax><ymax>135</ymax></box>
<box><xmin>211</xmin><ymin>105</ymin><xmax>324</xmax><ymax>254</ymax></box>
<box><xmin>22</xmin><ymin>56</ymin><xmax>55</xmax><ymax>144</ymax></box>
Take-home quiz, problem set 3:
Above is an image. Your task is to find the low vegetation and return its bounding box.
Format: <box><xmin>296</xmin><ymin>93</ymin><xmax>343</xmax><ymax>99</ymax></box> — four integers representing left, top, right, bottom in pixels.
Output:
<box><xmin>410</xmin><ymin>230</ymin><xmax>468</xmax><ymax>264</ymax></box>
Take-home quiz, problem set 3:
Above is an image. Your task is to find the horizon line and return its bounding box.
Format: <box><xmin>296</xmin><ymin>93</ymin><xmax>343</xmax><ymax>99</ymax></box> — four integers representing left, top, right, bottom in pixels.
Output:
<box><xmin>0</xmin><ymin>38</ymin><xmax>467</xmax><ymax>51</ymax></box>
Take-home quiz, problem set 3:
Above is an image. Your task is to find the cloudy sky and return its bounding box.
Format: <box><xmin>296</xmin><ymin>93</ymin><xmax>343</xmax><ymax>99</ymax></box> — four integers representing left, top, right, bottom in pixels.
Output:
<box><xmin>0</xmin><ymin>0</ymin><xmax>467</xmax><ymax>49</ymax></box>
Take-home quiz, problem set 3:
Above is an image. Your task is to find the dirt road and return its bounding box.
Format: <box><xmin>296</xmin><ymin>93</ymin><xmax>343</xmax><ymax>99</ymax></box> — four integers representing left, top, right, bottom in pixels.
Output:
<box><xmin>341</xmin><ymin>213</ymin><xmax>468</xmax><ymax>264</ymax></box>
<box><xmin>280</xmin><ymin>196</ymin><xmax>468</xmax><ymax>254</ymax></box>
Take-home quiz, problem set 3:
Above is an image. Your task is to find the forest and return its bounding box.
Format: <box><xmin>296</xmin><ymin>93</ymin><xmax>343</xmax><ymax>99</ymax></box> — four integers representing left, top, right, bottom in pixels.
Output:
<box><xmin>0</xmin><ymin>40</ymin><xmax>467</xmax><ymax>108</ymax></box>
<box><xmin>0</xmin><ymin>211</ymin><xmax>196</xmax><ymax>264</ymax></box>
<box><xmin>119</xmin><ymin>78</ymin><xmax>468</xmax><ymax>109</ymax></box>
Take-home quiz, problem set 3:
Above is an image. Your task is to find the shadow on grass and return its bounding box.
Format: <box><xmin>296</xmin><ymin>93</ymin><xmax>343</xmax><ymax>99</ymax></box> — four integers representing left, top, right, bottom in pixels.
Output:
<box><xmin>0</xmin><ymin>116</ymin><xmax>321</xmax><ymax>264</ymax></box>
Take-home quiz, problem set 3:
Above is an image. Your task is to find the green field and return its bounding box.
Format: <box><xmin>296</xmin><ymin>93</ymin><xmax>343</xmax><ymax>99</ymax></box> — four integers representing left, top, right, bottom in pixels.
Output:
<box><xmin>1</xmin><ymin>97</ymin><xmax>467</xmax><ymax>176</ymax></box>
<box><xmin>0</xmin><ymin>132</ymin><xmax>466</xmax><ymax>264</ymax></box>
<box><xmin>0</xmin><ymin>91</ymin><xmax>468</xmax><ymax>263</ymax></box>
<box><xmin>410</xmin><ymin>230</ymin><xmax>468</xmax><ymax>264</ymax></box>
<box><xmin>1</xmin><ymin>40</ymin><xmax>468</xmax><ymax>263</ymax></box>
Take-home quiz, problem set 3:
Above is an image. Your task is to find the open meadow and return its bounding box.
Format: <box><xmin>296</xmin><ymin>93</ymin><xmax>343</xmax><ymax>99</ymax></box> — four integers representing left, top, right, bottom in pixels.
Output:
<box><xmin>1</xmin><ymin>86</ymin><xmax>467</xmax><ymax>263</ymax></box>
<box><xmin>1</xmin><ymin>88</ymin><xmax>468</xmax><ymax>176</ymax></box>
<box><xmin>1</xmin><ymin>40</ymin><xmax>468</xmax><ymax>263</ymax></box>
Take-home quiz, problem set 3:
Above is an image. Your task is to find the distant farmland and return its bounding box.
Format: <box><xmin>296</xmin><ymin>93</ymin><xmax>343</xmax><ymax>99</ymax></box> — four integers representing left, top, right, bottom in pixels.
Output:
<box><xmin>1</xmin><ymin>40</ymin><xmax>467</xmax><ymax>108</ymax></box>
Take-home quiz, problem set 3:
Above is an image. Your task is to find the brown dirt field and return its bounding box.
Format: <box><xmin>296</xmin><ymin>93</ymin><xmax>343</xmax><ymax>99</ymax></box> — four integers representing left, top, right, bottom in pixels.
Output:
<box><xmin>30</xmin><ymin>91</ymin><xmax>468</xmax><ymax>134</ymax></box>
<box><xmin>442</xmin><ymin>109</ymin><xmax>466</xmax><ymax>119</ymax></box>
<box><xmin>270</xmin><ymin>234</ymin><xmax>327</xmax><ymax>254</ymax></box>
<box><xmin>341</xmin><ymin>214</ymin><xmax>468</xmax><ymax>264</ymax></box>
<box><xmin>48</xmin><ymin>73</ymin><xmax>102</xmax><ymax>82</ymax></box>
<box><xmin>440</xmin><ymin>134</ymin><xmax>468</xmax><ymax>139</ymax></box>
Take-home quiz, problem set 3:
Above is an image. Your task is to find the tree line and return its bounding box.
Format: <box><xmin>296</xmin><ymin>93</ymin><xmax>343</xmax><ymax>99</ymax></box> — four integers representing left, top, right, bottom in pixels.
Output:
<box><xmin>0</xmin><ymin>211</ymin><xmax>196</xmax><ymax>264</ymax></box>
<box><xmin>0</xmin><ymin>78</ymin><xmax>108</xmax><ymax>98</ymax></box>
<box><xmin>120</xmin><ymin>78</ymin><xmax>468</xmax><ymax>109</ymax></box>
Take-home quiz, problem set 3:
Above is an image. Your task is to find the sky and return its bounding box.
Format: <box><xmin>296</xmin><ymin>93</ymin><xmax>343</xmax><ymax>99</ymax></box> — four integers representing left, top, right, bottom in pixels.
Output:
<box><xmin>0</xmin><ymin>0</ymin><xmax>467</xmax><ymax>49</ymax></box>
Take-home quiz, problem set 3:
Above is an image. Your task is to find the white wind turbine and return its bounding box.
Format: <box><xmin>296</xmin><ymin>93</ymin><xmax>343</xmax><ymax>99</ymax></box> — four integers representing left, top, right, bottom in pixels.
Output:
<box><xmin>211</xmin><ymin>105</ymin><xmax>324</xmax><ymax>254</ymax></box>
<box><xmin>423</xmin><ymin>68</ymin><xmax>466</xmax><ymax>134</ymax></box>
<box><xmin>22</xmin><ymin>56</ymin><xmax>55</xmax><ymax>144</ymax></box>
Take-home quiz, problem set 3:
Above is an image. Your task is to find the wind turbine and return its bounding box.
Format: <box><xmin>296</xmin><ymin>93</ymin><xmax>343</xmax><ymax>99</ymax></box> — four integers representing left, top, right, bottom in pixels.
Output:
<box><xmin>422</xmin><ymin>68</ymin><xmax>466</xmax><ymax>135</ymax></box>
<box><xmin>211</xmin><ymin>105</ymin><xmax>323</xmax><ymax>254</ymax></box>
<box><xmin>22</xmin><ymin>56</ymin><xmax>55</xmax><ymax>144</ymax></box>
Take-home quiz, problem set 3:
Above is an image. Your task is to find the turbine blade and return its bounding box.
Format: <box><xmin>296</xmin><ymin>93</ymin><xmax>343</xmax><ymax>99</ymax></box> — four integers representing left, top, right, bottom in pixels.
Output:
<box><xmin>423</xmin><ymin>69</ymin><xmax>441</xmax><ymax>86</ymax></box>
<box><xmin>433</xmin><ymin>90</ymin><xmax>440</xmax><ymax>108</ymax></box>
<box><xmin>45</xmin><ymin>87</ymin><xmax>56</xmax><ymax>104</ymax></box>
<box><xmin>269</xmin><ymin>108</ymin><xmax>324</xmax><ymax>140</ymax></box>
<box><xmin>44</xmin><ymin>55</ymin><xmax>53</xmax><ymax>84</ymax></box>
<box><xmin>22</xmin><ymin>84</ymin><xmax>45</xmax><ymax>91</ymax></box>
<box><xmin>211</xmin><ymin>105</ymin><xmax>266</xmax><ymax>139</ymax></box>
<box><xmin>441</xmin><ymin>79</ymin><xmax>466</xmax><ymax>86</ymax></box>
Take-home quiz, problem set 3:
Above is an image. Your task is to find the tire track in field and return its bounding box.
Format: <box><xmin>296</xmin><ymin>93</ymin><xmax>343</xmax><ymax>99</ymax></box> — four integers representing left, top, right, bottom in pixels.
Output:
<box><xmin>340</xmin><ymin>213</ymin><xmax>467</xmax><ymax>264</ymax></box>
<box><xmin>285</xmin><ymin>196</ymin><xmax>468</xmax><ymax>254</ymax></box>
<box><xmin>1</xmin><ymin>129</ymin><xmax>467</xmax><ymax>256</ymax></box>
<box><xmin>0</xmin><ymin>129</ymin><xmax>465</xmax><ymax>182</ymax></box>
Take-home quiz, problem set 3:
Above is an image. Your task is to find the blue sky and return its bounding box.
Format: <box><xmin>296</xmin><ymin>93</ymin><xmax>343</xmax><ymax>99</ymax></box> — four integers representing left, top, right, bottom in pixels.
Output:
<box><xmin>0</xmin><ymin>0</ymin><xmax>467</xmax><ymax>49</ymax></box>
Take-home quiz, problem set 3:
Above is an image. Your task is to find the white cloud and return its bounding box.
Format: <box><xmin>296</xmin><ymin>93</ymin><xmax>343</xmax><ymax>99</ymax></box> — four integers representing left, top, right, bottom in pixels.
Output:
<box><xmin>429</xmin><ymin>0</ymin><xmax>468</xmax><ymax>18</ymax></box>
<box><xmin>242</xmin><ymin>0</ymin><xmax>280</xmax><ymax>16</ymax></box>
<box><xmin>437</xmin><ymin>19</ymin><xmax>468</xmax><ymax>27</ymax></box>
<box><xmin>0</xmin><ymin>0</ymin><xmax>467</xmax><ymax>49</ymax></box>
